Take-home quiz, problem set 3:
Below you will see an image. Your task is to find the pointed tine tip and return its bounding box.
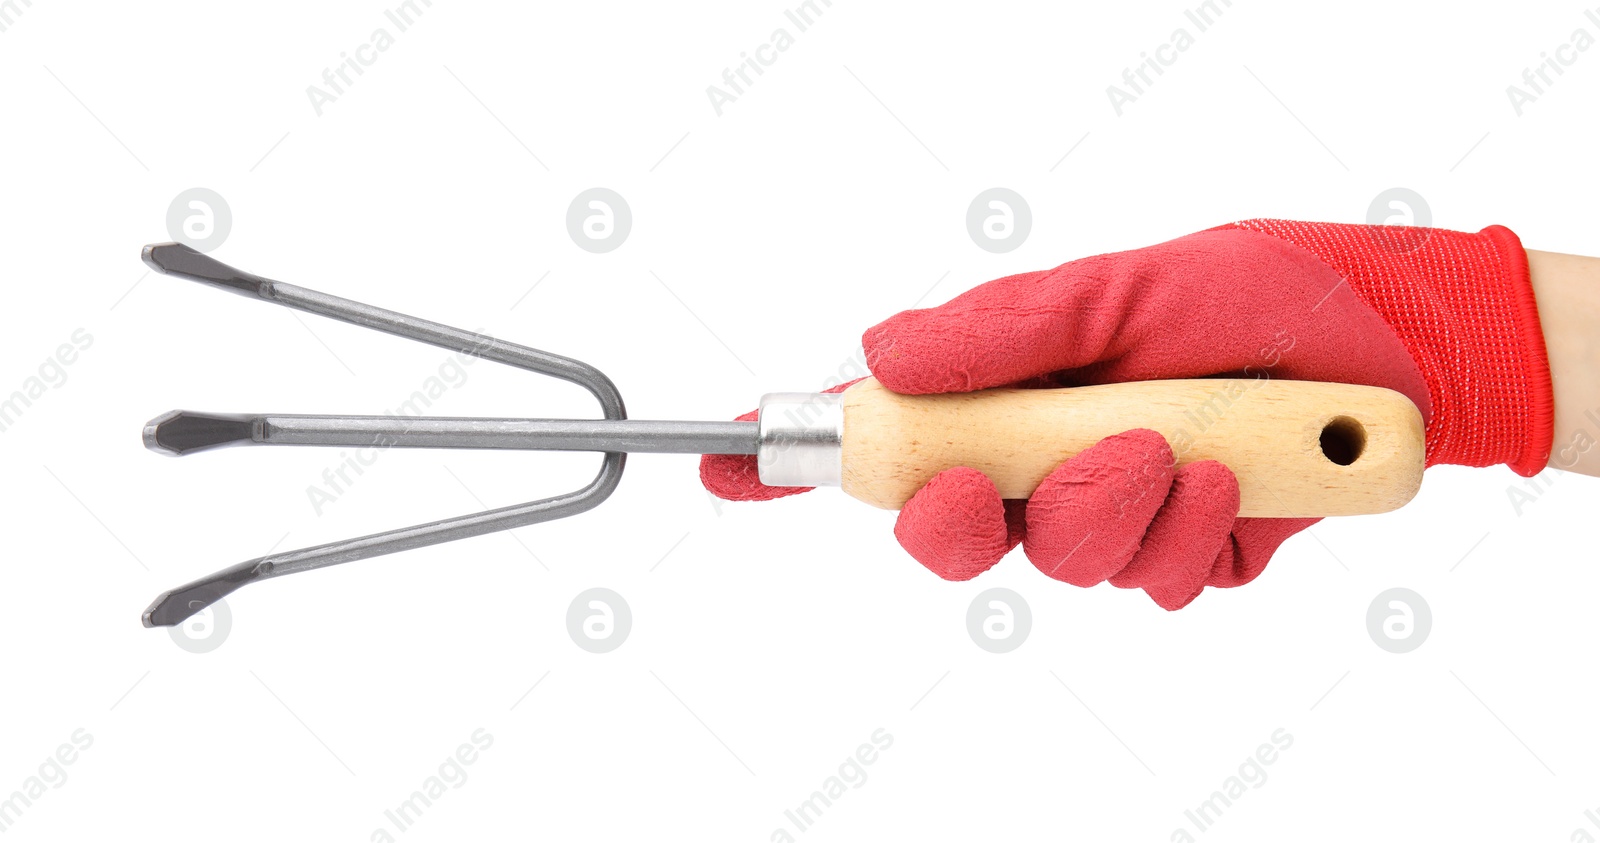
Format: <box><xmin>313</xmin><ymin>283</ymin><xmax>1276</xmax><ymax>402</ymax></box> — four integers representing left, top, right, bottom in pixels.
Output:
<box><xmin>144</xmin><ymin>410</ymin><xmax>256</xmax><ymax>456</ymax></box>
<box><xmin>142</xmin><ymin>589</ymin><xmax>203</xmax><ymax>628</ymax></box>
<box><xmin>142</xmin><ymin>560</ymin><xmax>261</xmax><ymax>628</ymax></box>
<box><xmin>139</xmin><ymin>242</ymin><xmax>266</xmax><ymax>297</ymax></box>
<box><xmin>141</xmin><ymin>588</ymin><xmax>191</xmax><ymax>627</ymax></box>
<box><xmin>140</xmin><ymin>593</ymin><xmax>173</xmax><ymax>627</ymax></box>
<box><xmin>141</xmin><ymin>242</ymin><xmax>199</xmax><ymax>274</ymax></box>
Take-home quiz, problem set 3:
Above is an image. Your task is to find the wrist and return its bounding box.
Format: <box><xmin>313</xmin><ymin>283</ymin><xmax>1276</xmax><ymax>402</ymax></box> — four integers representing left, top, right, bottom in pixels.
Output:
<box><xmin>1528</xmin><ymin>248</ymin><xmax>1600</xmax><ymax>475</ymax></box>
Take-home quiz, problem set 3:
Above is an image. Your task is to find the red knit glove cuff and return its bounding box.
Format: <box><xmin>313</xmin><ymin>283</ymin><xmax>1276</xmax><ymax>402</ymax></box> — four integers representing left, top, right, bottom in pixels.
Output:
<box><xmin>1217</xmin><ymin>220</ymin><xmax>1554</xmax><ymax>476</ymax></box>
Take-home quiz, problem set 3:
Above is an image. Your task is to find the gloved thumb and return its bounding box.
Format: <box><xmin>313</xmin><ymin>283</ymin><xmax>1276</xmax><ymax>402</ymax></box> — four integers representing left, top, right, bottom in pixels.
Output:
<box><xmin>863</xmin><ymin>265</ymin><xmax>1120</xmax><ymax>395</ymax></box>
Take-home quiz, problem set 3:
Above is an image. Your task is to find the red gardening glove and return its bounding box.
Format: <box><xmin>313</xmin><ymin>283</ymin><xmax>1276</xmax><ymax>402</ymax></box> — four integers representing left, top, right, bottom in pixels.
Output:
<box><xmin>703</xmin><ymin>221</ymin><xmax>1554</xmax><ymax>609</ymax></box>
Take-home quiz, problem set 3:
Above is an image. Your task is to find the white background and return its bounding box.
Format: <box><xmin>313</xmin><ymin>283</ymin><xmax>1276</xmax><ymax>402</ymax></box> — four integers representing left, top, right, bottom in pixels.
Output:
<box><xmin>2</xmin><ymin>0</ymin><xmax>1598</xmax><ymax>840</ymax></box>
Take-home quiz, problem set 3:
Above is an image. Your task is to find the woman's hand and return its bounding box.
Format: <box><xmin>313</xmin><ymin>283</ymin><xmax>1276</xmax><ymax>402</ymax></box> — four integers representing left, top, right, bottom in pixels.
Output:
<box><xmin>704</xmin><ymin>221</ymin><xmax>1554</xmax><ymax>609</ymax></box>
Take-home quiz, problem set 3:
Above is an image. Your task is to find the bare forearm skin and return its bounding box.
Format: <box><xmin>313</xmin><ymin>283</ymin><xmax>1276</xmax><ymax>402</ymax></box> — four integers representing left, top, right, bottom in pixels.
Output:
<box><xmin>1528</xmin><ymin>249</ymin><xmax>1600</xmax><ymax>476</ymax></box>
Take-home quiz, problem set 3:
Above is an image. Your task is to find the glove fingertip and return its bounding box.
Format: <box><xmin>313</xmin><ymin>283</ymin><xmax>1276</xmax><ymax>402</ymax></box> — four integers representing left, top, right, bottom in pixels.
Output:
<box><xmin>1107</xmin><ymin>460</ymin><xmax>1239</xmax><ymax>609</ymax></box>
<box><xmin>699</xmin><ymin>453</ymin><xmax>811</xmax><ymax>502</ymax></box>
<box><xmin>700</xmin><ymin>403</ymin><xmax>819</xmax><ymax>502</ymax></box>
<box><xmin>1024</xmin><ymin>429</ymin><xmax>1175</xmax><ymax>587</ymax></box>
<box><xmin>862</xmin><ymin>314</ymin><xmax>968</xmax><ymax>395</ymax></box>
<box><xmin>894</xmin><ymin>467</ymin><xmax>1011</xmax><ymax>581</ymax></box>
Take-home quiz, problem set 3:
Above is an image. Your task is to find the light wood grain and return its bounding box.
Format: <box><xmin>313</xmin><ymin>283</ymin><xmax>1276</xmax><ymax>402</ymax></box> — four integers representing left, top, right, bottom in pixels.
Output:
<box><xmin>839</xmin><ymin>377</ymin><xmax>1424</xmax><ymax>518</ymax></box>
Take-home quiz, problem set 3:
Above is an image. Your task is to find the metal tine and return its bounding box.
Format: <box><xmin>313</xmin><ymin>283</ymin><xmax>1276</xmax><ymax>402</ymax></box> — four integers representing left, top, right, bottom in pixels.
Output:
<box><xmin>143</xmin><ymin>412</ymin><xmax>758</xmax><ymax>456</ymax></box>
<box><xmin>138</xmin><ymin>243</ymin><xmax>630</xmax><ymax>628</ymax></box>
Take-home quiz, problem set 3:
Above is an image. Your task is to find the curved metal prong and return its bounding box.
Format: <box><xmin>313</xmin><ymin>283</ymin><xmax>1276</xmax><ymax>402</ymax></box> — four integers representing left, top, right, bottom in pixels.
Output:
<box><xmin>139</xmin><ymin>244</ymin><xmax>629</xmax><ymax>627</ymax></box>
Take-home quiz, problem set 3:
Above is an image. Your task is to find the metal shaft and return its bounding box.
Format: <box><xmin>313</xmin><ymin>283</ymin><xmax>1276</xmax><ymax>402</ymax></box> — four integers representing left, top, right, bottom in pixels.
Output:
<box><xmin>145</xmin><ymin>411</ymin><xmax>760</xmax><ymax>456</ymax></box>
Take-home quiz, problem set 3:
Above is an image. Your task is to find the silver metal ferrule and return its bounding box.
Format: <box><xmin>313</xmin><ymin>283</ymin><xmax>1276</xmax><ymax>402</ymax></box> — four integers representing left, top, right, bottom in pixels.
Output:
<box><xmin>756</xmin><ymin>392</ymin><xmax>844</xmax><ymax>487</ymax></box>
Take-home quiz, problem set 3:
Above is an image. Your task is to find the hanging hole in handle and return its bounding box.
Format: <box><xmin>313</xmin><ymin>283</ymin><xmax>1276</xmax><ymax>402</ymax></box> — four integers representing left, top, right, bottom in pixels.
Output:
<box><xmin>1319</xmin><ymin>416</ymin><xmax>1366</xmax><ymax>466</ymax></box>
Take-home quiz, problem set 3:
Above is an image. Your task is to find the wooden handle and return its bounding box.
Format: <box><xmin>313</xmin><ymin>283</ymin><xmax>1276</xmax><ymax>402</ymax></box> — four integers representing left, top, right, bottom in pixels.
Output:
<box><xmin>838</xmin><ymin>377</ymin><xmax>1424</xmax><ymax>518</ymax></box>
